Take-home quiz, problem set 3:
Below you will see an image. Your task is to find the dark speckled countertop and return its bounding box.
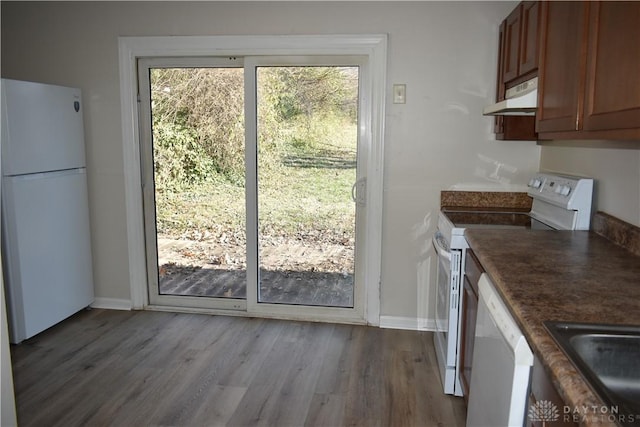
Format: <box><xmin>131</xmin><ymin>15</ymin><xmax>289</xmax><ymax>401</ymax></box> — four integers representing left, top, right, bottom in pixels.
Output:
<box><xmin>464</xmin><ymin>228</ymin><xmax>640</xmax><ymax>427</ymax></box>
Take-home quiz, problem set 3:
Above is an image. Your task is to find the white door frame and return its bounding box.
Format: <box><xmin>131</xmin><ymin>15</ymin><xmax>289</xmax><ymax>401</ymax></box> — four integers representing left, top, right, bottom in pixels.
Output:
<box><xmin>245</xmin><ymin>55</ymin><xmax>368</xmax><ymax>323</ymax></box>
<box><xmin>118</xmin><ymin>35</ymin><xmax>386</xmax><ymax>325</ymax></box>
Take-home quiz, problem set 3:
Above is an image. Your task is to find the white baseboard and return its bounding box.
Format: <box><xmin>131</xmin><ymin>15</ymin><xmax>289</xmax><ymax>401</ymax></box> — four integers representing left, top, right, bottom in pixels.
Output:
<box><xmin>379</xmin><ymin>315</ymin><xmax>437</xmax><ymax>331</ymax></box>
<box><xmin>86</xmin><ymin>302</ymin><xmax>435</xmax><ymax>331</ymax></box>
<box><xmin>91</xmin><ymin>297</ymin><xmax>132</xmax><ymax>311</ymax></box>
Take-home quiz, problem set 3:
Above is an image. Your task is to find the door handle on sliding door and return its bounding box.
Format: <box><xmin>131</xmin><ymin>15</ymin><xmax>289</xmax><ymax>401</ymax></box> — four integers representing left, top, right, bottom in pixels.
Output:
<box><xmin>351</xmin><ymin>177</ymin><xmax>366</xmax><ymax>205</ymax></box>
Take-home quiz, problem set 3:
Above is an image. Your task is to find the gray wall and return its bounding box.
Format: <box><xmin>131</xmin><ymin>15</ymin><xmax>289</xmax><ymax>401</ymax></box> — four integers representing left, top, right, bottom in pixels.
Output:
<box><xmin>540</xmin><ymin>142</ymin><xmax>640</xmax><ymax>226</ymax></box>
<box><xmin>2</xmin><ymin>1</ymin><xmax>546</xmax><ymax>323</ymax></box>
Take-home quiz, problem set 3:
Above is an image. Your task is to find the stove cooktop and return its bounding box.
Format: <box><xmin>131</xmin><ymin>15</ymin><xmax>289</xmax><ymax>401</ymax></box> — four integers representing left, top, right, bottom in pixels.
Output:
<box><xmin>441</xmin><ymin>210</ymin><xmax>555</xmax><ymax>231</ymax></box>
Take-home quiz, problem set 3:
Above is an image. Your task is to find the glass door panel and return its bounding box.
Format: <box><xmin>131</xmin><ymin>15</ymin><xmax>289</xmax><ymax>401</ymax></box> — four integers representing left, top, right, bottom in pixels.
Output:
<box><xmin>255</xmin><ymin>66</ymin><xmax>359</xmax><ymax>308</ymax></box>
<box><xmin>138</xmin><ymin>58</ymin><xmax>247</xmax><ymax>309</ymax></box>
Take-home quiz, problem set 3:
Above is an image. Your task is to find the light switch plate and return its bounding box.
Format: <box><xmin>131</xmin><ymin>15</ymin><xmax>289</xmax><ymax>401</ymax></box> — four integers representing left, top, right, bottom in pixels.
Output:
<box><xmin>393</xmin><ymin>84</ymin><xmax>406</xmax><ymax>104</ymax></box>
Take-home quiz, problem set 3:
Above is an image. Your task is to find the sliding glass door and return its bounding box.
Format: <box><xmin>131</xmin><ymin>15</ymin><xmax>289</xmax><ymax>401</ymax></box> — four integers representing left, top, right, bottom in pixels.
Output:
<box><xmin>255</xmin><ymin>65</ymin><xmax>359</xmax><ymax>308</ymax></box>
<box><xmin>138</xmin><ymin>55</ymin><xmax>367</xmax><ymax>320</ymax></box>
<box><xmin>138</xmin><ymin>57</ymin><xmax>247</xmax><ymax>310</ymax></box>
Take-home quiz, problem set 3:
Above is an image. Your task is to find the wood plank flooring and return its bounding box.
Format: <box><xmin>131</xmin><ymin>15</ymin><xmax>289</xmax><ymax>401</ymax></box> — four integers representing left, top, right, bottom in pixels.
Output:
<box><xmin>10</xmin><ymin>309</ymin><xmax>466</xmax><ymax>427</ymax></box>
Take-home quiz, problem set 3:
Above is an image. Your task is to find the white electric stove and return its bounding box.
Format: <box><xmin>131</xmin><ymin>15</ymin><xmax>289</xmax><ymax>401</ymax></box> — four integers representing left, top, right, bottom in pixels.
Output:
<box><xmin>432</xmin><ymin>172</ymin><xmax>594</xmax><ymax>396</ymax></box>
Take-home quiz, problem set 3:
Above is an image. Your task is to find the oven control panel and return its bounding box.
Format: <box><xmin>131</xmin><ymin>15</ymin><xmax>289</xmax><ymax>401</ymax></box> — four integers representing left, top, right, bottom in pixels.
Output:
<box><xmin>527</xmin><ymin>173</ymin><xmax>593</xmax><ymax>210</ymax></box>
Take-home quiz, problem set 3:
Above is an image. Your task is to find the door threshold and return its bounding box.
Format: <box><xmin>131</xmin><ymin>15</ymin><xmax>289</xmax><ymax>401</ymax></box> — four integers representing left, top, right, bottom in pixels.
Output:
<box><xmin>143</xmin><ymin>304</ymin><xmax>368</xmax><ymax>326</ymax></box>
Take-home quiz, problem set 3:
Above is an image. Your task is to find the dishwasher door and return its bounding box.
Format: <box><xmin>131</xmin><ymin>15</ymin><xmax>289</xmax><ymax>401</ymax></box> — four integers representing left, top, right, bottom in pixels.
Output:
<box><xmin>466</xmin><ymin>273</ymin><xmax>534</xmax><ymax>427</ymax></box>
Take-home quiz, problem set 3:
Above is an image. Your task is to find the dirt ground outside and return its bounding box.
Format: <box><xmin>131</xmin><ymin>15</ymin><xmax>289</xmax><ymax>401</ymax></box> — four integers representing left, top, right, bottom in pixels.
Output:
<box><xmin>158</xmin><ymin>232</ymin><xmax>354</xmax><ymax>274</ymax></box>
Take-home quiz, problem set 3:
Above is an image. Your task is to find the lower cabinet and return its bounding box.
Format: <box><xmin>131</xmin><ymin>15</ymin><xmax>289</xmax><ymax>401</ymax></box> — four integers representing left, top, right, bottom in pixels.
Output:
<box><xmin>460</xmin><ymin>249</ymin><xmax>482</xmax><ymax>403</ymax></box>
<box><xmin>528</xmin><ymin>356</ymin><xmax>579</xmax><ymax>427</ymax></box>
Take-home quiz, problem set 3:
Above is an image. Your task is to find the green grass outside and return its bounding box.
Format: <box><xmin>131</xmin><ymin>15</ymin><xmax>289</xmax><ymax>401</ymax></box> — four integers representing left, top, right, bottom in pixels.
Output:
<box><xmin>155</xmin><ymin>121</ymin><xmax>357</xmax><ymax>244</ymax></box>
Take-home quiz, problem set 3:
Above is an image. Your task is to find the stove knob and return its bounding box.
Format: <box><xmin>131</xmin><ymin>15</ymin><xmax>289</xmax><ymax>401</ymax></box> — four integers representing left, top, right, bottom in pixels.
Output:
<box><xmin>529</xmin><ymin>178</ymin><xmax>542</xmax><ymax>189</ymax></box>
<box><xmin>561</xmin><ymin>186</ymin><xmax>571</xmax><ymax>196</ymax></box>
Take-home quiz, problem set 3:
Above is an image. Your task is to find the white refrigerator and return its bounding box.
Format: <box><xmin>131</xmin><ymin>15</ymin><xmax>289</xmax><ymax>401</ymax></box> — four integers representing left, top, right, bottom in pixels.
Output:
<box><xmin>1</xmin><ymin>78</ymin><xmax>94</xmax><ymax>344</ymax></box>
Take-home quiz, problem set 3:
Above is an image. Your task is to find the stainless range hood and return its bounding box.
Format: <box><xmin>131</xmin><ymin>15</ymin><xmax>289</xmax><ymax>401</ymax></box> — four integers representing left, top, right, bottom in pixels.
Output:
<box><xmin>483</xmin><ymin>77</ymin><xmax>538</xmax><ymax>116</ymax></box>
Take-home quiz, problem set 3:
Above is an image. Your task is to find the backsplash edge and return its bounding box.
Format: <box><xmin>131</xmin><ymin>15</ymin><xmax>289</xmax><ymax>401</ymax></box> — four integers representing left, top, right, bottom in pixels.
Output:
<box><xmin>592</xmin><ymin>211</ymin><xmax>640</xmax><ymax>257</ymax></box>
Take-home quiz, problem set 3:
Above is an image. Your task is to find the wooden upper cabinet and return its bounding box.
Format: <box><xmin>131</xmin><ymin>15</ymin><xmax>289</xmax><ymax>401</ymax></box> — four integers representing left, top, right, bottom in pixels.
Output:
<box><xmin>494</xmin><ymin>3</ymin><xmax>538</xmax><ymax>141</ymax></box>
<box><xmin>503</xmin><ymin>6</ymin><xmax>522</xmax><ymax>83</ymax></box>
<box><xmin>494</xmin><ymin>21</ymin><xmax>506</xmax><ymax>137</ymax></box>
<box><xmin>496</xmin><ymin>21</ymin><xmax>507</xmax><ymax>105</ymax></box>
<box><xmin>536</xmin><ymin>1</ymin><xmax>588</xmax><ymax>134</ymax></box>
<box><xmin>583</xmin><ymin>2</ymin><xmax>640</xmax><ymax>132</ymax></box>
<box><xmin>502</xmin><ymin>2</ymin><xmax>540</xmax><ymax>85</ymax></box>
<box><xmin>519</xmin><ymin>2</ymin><xmax>540</xmax><ymax>77</ymax></box>
<box><xmin>537</xmin><ymin>1</ymin><xmax>640</xmax><ymax>139</ymax></box>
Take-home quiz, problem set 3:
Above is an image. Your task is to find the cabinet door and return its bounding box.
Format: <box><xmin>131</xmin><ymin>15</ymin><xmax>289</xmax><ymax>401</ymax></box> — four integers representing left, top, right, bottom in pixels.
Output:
<box><xmin>519</xmin><ymin>1</ymin><xmax>540</xmax><ymax>77</ymax></box>
<box><xmin>494</xmin><ymin>20</ymin><xmax>506</xmax><ymax>136</ymax></box>
<box><xmin>536</xmin><ymin>1</ymin><xmax>589</xmax><ymax>133</ymax></box>
<box><xmin>501</xmin><ymin>116</ymin><xmax>537</xmax><ymax>140</ymax></box>
<box><xmin>460</xmin><ymin>277</ymin><xmax>478</xmax><ymax>403</ymax></box>
<box><xmin>460</xmin><ymin>250</ymin><xmax>482</xmax><ymax>402</ymax></box>
<box><xmin>529</xmin><ymin>357</ymin><xmax>579</xmax><ymax>426</ymax></box>
<box><xmin>583</xmin><ymin>2</ymin><xmax>640</xmax><ymax>132</ymax></box>
<box><xmin>503</xmin><ymin>5</ymin><xmax>523</xmax><ymax>83</ymax></box>
<box><xmin>495</xmin><ymin>16</ymin><xmax>537</xmax><ymax>141</ymax></box>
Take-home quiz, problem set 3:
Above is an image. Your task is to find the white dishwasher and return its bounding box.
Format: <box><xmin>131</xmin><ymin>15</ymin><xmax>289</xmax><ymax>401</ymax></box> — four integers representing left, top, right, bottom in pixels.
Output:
<box><xmin>466</xmin><ymin>273</ymin><xmax>534</xmax><ymax>427</ymax></box>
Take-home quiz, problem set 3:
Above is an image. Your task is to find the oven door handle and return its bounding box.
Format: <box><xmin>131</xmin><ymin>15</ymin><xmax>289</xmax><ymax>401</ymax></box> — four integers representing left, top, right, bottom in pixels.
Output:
<box><xmin>432</xmin><ymin>231</ymin><xmax>451</xmax><ymax>261</ymax></box>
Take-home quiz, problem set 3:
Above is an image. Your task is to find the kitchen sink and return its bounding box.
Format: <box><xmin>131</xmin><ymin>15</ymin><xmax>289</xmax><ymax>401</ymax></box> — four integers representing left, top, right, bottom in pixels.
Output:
<box><xmin>545</xmin><ymin>322</ymin><xmax>640</xmax><ymax>425</ymax></box>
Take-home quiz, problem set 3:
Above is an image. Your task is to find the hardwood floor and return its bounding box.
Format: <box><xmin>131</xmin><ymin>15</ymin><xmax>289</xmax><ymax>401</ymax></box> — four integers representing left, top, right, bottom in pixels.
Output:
<box><xmin>10</xmin><ymin>309</ymin><xmax>466</xmax><ymax>427</ymax></box>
